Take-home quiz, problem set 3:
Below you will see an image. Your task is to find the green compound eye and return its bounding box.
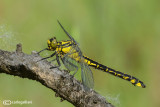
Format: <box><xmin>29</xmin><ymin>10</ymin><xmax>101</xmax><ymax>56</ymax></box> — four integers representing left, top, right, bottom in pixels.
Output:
<box><xmin>47</xmin><ymin>37</ymin><xmax>57</xmax><ymax>51</ymax></box>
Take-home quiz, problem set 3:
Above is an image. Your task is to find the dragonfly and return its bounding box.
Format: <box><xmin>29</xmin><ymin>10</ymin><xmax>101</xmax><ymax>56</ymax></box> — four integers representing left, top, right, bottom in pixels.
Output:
<box><xmin>38</xmin><ymin>21</ymin><xmax>146</xmax><ymax>89</ymax></box>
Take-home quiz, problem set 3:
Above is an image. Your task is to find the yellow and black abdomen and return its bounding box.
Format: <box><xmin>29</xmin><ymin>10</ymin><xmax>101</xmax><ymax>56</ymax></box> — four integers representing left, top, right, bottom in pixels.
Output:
<box><xmin>83</xmin><ymin>56</ymin><xmax>146</xmax><ymax>88</ymax></box>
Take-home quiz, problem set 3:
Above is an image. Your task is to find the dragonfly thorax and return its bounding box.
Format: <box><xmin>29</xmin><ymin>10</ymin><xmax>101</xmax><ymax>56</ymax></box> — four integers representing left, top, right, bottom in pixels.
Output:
<box><xmin>47</xmin><ymin>37</ymin><xmax>57</xmax><ymax>51</ymax></box>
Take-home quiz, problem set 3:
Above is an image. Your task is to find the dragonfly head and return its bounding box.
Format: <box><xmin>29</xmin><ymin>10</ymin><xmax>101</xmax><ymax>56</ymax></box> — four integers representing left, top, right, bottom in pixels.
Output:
<box><xmin>47</xmin><ymin>37</ymin><xmax>57</xmax><ymax>51</ymax></box>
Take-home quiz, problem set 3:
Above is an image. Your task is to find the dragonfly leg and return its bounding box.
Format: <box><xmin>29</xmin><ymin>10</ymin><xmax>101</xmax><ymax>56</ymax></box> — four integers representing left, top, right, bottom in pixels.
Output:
<box><xmin>50</xmin><ymin>54</ymin><xmax>61</xmax><ymax>69</ymax></box>
<box><xmin>37</xmin><ymin>51</ymin><xmax>56</xmax><ymax>62</ymax></box>
<box><xmin>37</xmin><ymin>48</ymin><xmax>48</xmax><ymax>54</ymax></box>
<box><xmin>49</xmin><ymin>58</ymin><xmax>56</xmax><ymax>63</ymax></box>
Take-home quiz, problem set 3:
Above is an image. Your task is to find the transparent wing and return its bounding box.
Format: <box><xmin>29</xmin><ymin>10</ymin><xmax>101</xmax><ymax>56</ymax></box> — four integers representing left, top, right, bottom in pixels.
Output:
<box><xmin>57</xmin><ymin>21</ymin><xmax>94</xmax><ymax>89</ymax></box>
<box><xmin>81</xmin><ymin>59</ymin><xmax>94</xmax><ymax>89</ymax></box>
<box><xmin>63</xmin><ymin>45</ymin><xmax>94</xmax><ymax>89</ymax></box>
<box><xmin>61</xmin><ymin>55</ymin><xmax>79</xmax><ymax>72</ymax></box>
<box><xmin>61</xmin><ymin>44</ymin><xmax>80</xmax><ymax>74</ymax></box>
<box><xmin>57</xmin><ymin>20</ymin><xmax>79</xmax><ymax>45</ymax></box>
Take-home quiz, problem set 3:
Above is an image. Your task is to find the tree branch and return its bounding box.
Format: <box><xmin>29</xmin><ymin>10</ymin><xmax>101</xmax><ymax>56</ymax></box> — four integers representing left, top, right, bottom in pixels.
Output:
<box><xmin>0</xmin><ymin>44</ymin><xmax>114</xmax><ymax>107</ymax></box>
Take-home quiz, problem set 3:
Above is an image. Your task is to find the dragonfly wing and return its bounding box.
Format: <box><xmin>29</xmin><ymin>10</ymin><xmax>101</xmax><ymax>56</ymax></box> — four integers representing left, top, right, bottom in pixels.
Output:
<box><xmin>64</xmin><ymin>44</ymin><xmax>94</xmax><ymax>89</ymax></box>
<box><xmin>57</xmin><ymin>22</ymin><xmax>94</xmax><ymax>88</ymax></box>
<box><xmin>57</xmin><ymin>20</ymin><xmax>79</xmax><ymax>45</ymax></box>
<box><xmin>61</xmin><ymin>55</ymin><xmax>79</xmax><ymax>72</ymax></box>
<box><xmin>62</xmin><ymin>54</ymin><xmax>94</xmax><ymax>89</ymax></box>
<box><xmin>61</xmin><ymin>44</ymin><xmax>79</xmax><ymax>69</ymax></box>
<box><xmin>81</xmin><ymin>59</ymin><xmax>94</xmax><ymax>89</ymax></box>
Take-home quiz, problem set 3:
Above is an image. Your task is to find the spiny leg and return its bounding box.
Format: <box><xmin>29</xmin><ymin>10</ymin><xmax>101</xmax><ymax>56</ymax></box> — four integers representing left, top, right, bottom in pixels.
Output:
<box><xmin>50</xmin><ymin>54</ymin><xmax>61</xmax><ymax>69</ymax></box>
<box><xmin>49</xmin><ymin>58</ymin><xmax>56</xmax><ymax>63</ymax></box>
<box><xmin>37</xmin><ymin>51</ymin><xmax>56</xmax><ymax>62</ymax></box>
<box><xmin>37</xmin><ymin>48</ymin><xmax>48</xmax><ymax>54</ymax></box>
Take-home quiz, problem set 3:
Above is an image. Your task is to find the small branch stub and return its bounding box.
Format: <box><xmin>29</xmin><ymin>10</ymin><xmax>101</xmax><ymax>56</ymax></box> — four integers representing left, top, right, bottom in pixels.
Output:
<box><xmin>16</xmin><ymin>43</ymin><xmax>22</xmax><ymax>53</ymax></box>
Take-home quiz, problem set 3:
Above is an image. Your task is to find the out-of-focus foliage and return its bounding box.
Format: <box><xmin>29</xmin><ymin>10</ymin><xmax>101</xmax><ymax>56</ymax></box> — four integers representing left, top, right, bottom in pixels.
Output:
<box><xmin>0</xmin><ymin>0</ymin><xmax>159</xmax><ymax>107</ymax></box>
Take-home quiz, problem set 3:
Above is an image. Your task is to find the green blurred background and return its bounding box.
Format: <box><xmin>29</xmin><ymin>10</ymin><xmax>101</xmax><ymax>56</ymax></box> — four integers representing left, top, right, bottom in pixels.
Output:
<box><xmin>0</xmin><ymin>0</ymin><xmax>159</xmax><ymax>107</ymax></box>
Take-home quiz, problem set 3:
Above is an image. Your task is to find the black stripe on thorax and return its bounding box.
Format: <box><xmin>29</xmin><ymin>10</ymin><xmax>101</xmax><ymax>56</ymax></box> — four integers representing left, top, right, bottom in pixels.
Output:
<box><xmin>57</xmin><ymin>40</ymin><xmax>73</xmax><ymax>48</ymax></box>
